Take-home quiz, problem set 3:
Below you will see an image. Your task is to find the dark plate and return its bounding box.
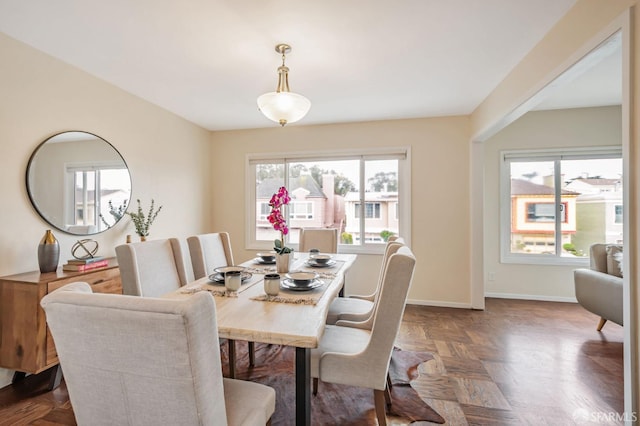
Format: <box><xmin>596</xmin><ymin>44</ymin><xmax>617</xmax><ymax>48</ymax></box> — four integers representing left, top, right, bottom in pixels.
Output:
<box><xmin>208</xmin><ymin>271</ymin><xmax>253</xmax><ymax>284</ymax></box>
<box><xmin>281</xmin><ymin>278</ymin><xmax>323</xmax><ymax>291</ymax></box>
<box><xmin>306</xmin><ymin>259</ymin><xmax>337</xmax><ymax>268</ymax></box>
<box><xmin>254</xmin><ymin>258</ymin><xmax>276</xmax><ymax>265</ymax></box>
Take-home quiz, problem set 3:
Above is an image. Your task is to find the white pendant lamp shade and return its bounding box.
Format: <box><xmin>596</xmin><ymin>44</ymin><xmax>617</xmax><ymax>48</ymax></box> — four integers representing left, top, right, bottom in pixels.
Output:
<box><xmin>258</xmin><ymin>44</ymin><xmax>311</xmax><ymax>127</ymax></box>
<box><xmin>257</xmin><ymin>91</ymin><xmax>311</xmax><ymax>126</ymax></box>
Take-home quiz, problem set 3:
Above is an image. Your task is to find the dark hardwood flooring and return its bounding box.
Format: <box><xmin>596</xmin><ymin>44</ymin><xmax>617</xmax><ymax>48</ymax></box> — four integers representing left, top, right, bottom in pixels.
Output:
<box><xmin>0</xmin><ymin>298</ymin><xmax>624</xmax><ymax>425</ymax></box>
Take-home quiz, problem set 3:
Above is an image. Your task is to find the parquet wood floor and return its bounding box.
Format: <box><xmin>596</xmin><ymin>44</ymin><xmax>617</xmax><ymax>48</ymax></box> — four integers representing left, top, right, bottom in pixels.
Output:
<box><xmin>0</xmin><ymin>298</ymin><xmax>624</xmax><ymax>425</ymax></box>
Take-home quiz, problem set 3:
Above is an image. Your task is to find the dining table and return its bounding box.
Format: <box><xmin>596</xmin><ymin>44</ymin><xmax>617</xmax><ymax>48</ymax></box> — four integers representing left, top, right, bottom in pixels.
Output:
<box><xmin>164</xmin><ymin>252</ymin><xmax>356</xmax><ymax>426</ymax></box>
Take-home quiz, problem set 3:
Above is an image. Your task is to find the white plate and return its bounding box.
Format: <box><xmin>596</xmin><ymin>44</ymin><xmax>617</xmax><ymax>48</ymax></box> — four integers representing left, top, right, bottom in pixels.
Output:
<box><xmin>281</xmin><ymin>278</ymin><xmax>323</xmax><ymax>291</ymax></box>
<box><xmin>254</xmin><ymin>258</ymin><xmax>276</xmax><ymax>265</ymax></box>
<box><xmin>306</xmin><ymin>259</ymin><xmax>337</xmax><ymax>268</ymax></box>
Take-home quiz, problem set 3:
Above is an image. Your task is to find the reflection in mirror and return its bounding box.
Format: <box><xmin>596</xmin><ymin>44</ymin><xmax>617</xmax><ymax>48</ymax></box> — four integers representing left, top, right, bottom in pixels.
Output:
<box><xmin>26</xmin><ymin>131</ymin><xmax>132</xmax><ymax>236</ymax></box>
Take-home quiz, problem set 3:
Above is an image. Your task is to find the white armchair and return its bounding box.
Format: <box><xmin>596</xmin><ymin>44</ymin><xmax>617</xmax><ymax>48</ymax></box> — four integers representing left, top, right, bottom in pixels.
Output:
<box><xmin>311</xmin><ymin>246</ymin><xmax>416</xmax><ymax>426</ymax></box>
<box><xmin>574</xmin><ymin>243</ymin><xmax>623</xmax><ymax>330</ymax></box>
<box><xmin>41</xmin><ymin>282</ymin><xmax>275</xmax><ymax>426</ymax></box>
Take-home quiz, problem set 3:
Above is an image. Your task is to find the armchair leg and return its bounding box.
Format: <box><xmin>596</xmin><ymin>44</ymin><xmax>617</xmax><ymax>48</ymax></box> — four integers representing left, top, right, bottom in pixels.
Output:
<box><xmin>597</xmin><ymin>317</ymin><xmax>607</xmax><ymax>331</ymax></box>
<box><xmin>373</xmin><ymin>389</ymin><xmax>388</xmax><ymax>426</ymax></box>
<box><xmin>313</xmin><ymin>378</ymin><xmax>318</xmax><ymax>396</ymax></box>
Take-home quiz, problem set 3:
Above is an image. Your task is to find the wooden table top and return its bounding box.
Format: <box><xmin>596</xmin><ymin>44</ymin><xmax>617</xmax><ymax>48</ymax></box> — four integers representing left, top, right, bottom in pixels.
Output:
<box><xmin>165</xmin><ymin>253</ymin><xmax>356</xmax><ymax>349</ymax></box>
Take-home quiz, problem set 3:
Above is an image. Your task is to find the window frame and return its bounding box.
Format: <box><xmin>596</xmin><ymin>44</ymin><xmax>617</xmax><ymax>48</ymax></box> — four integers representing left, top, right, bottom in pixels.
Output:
<box><xmin>500</xmin><ymin>146</ymin><xmax>622</xmax><ymax>266</ymax></box>
<box><xmin>245</xmin><ymin>147</ymin><xmax>411</xmax><ymax>254</ymax></box>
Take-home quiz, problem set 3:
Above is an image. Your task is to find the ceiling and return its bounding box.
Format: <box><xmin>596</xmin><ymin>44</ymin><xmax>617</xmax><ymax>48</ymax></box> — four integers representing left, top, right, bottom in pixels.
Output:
<box><xmin>1</xmin><ymin>0</ymin><xmax>619</xmax><ymax>131</ymax></box>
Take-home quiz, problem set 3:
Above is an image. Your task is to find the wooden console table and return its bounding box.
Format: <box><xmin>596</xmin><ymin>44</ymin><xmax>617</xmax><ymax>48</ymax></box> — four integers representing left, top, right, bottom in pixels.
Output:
<box><xmin>0</xmin><ymin>258</ymin><xmax>121</xmax><ymax>389</ymax></box>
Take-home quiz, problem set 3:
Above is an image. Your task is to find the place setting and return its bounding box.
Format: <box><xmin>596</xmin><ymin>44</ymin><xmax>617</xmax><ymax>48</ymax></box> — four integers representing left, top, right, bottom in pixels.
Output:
<box><xmin>251</xmin><ymin>271</ymin><xmax>330</xmax><ymax>305</ymax></box>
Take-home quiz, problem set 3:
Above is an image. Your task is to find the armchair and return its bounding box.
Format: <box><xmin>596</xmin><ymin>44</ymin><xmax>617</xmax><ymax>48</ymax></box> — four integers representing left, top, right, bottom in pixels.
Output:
<box><xmin>574</xmin><ymin>243</ymin><xmax>623</xmax><ymax>331</ymax></box>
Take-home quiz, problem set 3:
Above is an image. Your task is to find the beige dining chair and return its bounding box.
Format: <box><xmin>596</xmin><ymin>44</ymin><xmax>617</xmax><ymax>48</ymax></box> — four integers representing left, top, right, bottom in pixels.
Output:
<box><xmin>187</xmin><ymin>232</ymin><xmax>255</xmax><ymax>376</ymax></box>
<box><xmin>311</xmin><ymin>246</ymin><xmax>416</xmax><ymax>426</ymax></box>
<box><xmin>41</xmin><ymin>282</ymin><xmax>275</xmax><ymax>426</ymax></box>
<box><xmin>187</xmin><ymin>232</ymin><xmax>234</xmax><ymax>279</ymax></box>
<box><xmin>325</xmin><ymin>240</ymin><xmax>405</xmax><ymax>325</ymax></box>
<box><xmin>115</xmin><ymin>238</ymin><xmax>188</xmax><ymax>297</ymax></box>
<box><xmin>299</xmin><ymin>228</ymin><xmax>339</xmax><ymax>253</ymax></box>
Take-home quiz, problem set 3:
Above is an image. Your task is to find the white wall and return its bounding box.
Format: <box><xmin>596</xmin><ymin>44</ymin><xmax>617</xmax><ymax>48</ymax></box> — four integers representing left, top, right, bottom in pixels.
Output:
<box><xmin>0</xmin><ymin>33</ymin><xmax>211</xmax><ymax>387</ymax></box>
<box><xmin>484</xmin><ymin>106</ymin><xmax>622</xmax><ymax>300</ymax></box>
<box><xmin>210</xmin><ymin>117</ymin><xmax>472</xmax><ymax>308</ymax></box>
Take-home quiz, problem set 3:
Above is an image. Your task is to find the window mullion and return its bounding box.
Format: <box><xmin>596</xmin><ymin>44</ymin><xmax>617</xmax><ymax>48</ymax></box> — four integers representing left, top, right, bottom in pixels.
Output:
<box><xmin>359</xmin><ymin>158</ymin><xmax>366</xmax><ymax>246</ymax></box>
<box><xmin>554</xmin><ymin>159</ymin><xmax>562</xmax><ymax>257</ymax></box>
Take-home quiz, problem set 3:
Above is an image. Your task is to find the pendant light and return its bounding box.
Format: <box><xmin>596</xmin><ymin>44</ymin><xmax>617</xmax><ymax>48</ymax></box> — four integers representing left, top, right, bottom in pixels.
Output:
<box><xmin>257</xmin><ymin>44</ymin><xmax>311</xmax><ymax>127</ymax></box>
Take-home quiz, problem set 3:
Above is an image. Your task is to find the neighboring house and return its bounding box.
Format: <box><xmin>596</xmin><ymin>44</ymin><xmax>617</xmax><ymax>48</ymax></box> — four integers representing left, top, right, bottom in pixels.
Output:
<box><xmin>510</xmin><ymin>179</ymin><xmax>579</xmax><ymax>254</ymax></box>
<box><xmin>256</xmin><ymin>175</ymin><xmax>342</xmax><ymax>242</ymax></box>
<box><xmin>565</xmin><ymin>177</ymin><xmax>621</xmax><ymax>194</ymax></box>
<box><xmin>343</xmin><ymin>191</ymin><xmax>399</xmax><ymax>243</ymax></box>
<box><xmin>569</xmin><ymin>178</ymin><xmax>624</xmax><ymax>251</ymax></box>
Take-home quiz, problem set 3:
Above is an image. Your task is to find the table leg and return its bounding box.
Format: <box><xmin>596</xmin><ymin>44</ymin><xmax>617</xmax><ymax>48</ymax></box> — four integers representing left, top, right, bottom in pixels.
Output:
<box><xmin>295</xmin><ymin>347</ymin><xmax>311</xmax><ymax>426</ymax></box>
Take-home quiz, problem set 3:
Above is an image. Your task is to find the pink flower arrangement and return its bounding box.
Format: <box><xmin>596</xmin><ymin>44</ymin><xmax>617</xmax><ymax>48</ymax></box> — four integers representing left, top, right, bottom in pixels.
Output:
<box><xmin>268</xmin><ymin>186</ymin><xmax>293</xmax><ymax>254</ymax></box>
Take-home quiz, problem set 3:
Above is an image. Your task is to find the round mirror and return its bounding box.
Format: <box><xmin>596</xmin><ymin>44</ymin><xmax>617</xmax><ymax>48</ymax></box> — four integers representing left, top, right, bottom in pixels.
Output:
<box><xmin>26</xmin><ymin>131</ymin><xmax>132</xmax><ymax>235</ymax></box>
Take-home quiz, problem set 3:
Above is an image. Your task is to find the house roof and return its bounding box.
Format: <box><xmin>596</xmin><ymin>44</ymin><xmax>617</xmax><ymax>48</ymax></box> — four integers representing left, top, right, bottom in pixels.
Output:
<box><xmin>257</xmin><ymin>177</ymin><xmax>326</xmax><ymax>199</ymax></box>
<box><xmin>569</xmin><ymin>178</ymin><xmax>621</xmax><ymax>186</ymax></box>
<box><xmin>511</xmin><ymin>179</ymin><xmax>579</xmax><ymax>196</ymax></box>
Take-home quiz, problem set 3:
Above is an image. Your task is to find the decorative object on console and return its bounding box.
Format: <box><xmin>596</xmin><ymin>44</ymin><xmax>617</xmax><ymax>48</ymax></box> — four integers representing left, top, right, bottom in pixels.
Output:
<box><xmin>267</xmin><ymin>186</ymin><xmax>293</xmax><ymax>273</ymax></box>
<box><xmin>71</xmin><ymin>239</ymin><xmax>99</xmax><ymax>259</ymax></box>
<box><xmin>37</xmin><ymin>229</ymin><xmax>60</xmax><ymax>273</ymax></box>
<box><xmin>125</xmin><ymin>199</ymin><xmax>162</xmax><ymax>241</ymax></box>
<box><xmin>62</xmin><ymin>259</ymin><xmax>109</xmax><ymax>272</ymax></box>
<box><xmin>257</xmin><ymin>43</ymin><xmax>311</xmax><ymax>127</ymax></box>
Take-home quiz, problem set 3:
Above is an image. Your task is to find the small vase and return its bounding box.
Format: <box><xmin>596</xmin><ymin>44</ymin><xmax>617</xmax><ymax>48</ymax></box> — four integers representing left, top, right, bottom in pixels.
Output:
<box><xmin>38</xmin><ymin>229</ymin><xmax>60</xmax><ymax>273</ymax></box>
<box><xmin>276</xmin><ymin>252</ymin><xmax>293</xmax><ymax>274</ymax></box>
<box><xmin>140</xmin><ymin>235</ymin><xmax>147</xmax><ymax>242</ymax></box>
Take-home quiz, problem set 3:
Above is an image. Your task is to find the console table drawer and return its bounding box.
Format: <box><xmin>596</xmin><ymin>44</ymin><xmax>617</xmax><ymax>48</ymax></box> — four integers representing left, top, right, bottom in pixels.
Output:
<box><xmin>47</xmin><ymin>268</ymin><xmax>121</xmax><ymax>293</ymax></box>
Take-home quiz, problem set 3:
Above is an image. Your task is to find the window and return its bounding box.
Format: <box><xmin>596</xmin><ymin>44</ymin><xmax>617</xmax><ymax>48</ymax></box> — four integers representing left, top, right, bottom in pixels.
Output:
<box><xmin>246</xmin><ymin>147</ymin><xmax>410</xmax><ymax>253</ymax></box>
<box><xmin>501</xmin><ymin>148</ymin><xmax>623</xmax><ymax>263</ymax></box>
<box><xmin>354</xmin><ymin>202</ymin><xmax>381</xmax><ymax>219</ymax></box>
<box><xmin>290</xmin><ymin>201</ymin><xmax>314</xmax><ymax>219</ymax></box>
<box><xmin>66</xmin><ymin>165</ymin><xmax>130</xmax><ymax>232</ymax></box>
<box><xmin>615</xmin><ymin>205</ymin><xmax>623</xmax><ymax>224</ymax></box>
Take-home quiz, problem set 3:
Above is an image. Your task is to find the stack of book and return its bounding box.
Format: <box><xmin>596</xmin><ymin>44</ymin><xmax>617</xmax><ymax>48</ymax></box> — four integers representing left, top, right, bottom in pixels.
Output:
<box><xmin>62</xmin><ymin>256</ymin><xmax>109</xmax><ymax>272</ymax></box>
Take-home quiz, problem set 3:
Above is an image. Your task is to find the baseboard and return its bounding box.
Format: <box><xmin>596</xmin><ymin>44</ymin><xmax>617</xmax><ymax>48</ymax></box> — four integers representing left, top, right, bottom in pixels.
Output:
<box><xmin>485</xmin><ymin>292</ymin><xmax>578</xmax><ymax>303</ymax></box>
<box><xmin>406</xmin><ymin>299</ymin><xmax>472</xmax><ymax>309</ymax></box>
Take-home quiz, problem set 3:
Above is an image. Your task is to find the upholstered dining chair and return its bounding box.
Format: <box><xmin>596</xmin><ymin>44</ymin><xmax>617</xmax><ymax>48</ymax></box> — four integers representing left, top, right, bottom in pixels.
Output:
<box><xmin>115</xmin><ymin>238</ymin><xmax>188</xmax><ymax>297</ymax></box>
<box><xmin>299</xmin><ymin>228</ymin><xmax>339</xmax><ymax>253</ymax></box>
<box><xmin>187</xmin><ymin>232</ymin><xmax>234</xmax><ymax>279</ymax></box>
<box><xmin>187</xmin><ymin>232</ymin><xmax>255</xmax><ymax>376</ymax></box>
<box><xmin>325</xmin><ymin>240</ymin><xmax>405</xmax><ymax>325</ymax></box>
<box><xmin>310</xmin><ymin>246</ymin><xmax>416</xmax><ymax>426</ymax></box>
<box><xmin>41</xmin><ymin>282</ymin><xmax>276</xmax><ymax>426</ymax></box>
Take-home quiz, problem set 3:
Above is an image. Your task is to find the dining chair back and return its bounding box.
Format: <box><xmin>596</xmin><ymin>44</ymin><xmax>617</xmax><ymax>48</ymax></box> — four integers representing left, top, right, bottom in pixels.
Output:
<box><xmin>299</xmin><ymin>228</ymin><xmax>339</xmax><ymax>253</ymax></box>
<box><xmin>326</xmin><ymin>240</ymin><xmax>405</xmax><ymax>326</ymax></box>
<box><xmin>311</xmin><ymin>246</ymin><xmax>416</xmax><ymax>426</ymax></box>
<box><xmin>115</xmin><ymin>238</ymin><xmax>188</xmax><ymax>297</ymax></box>
<box><xmin>187</xmin><ymin>232</ymin><xmax>254</xmax><ymax>375</ymax></box>
<box><xmin>187</xmin><ymin>232</ymin><xmax>234</xmax><ymax>279</ymax></box>
<box><xmin>41</xmin><ymin>282</ymin><xmax>275</xmax><ymax>426</ymax></box>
